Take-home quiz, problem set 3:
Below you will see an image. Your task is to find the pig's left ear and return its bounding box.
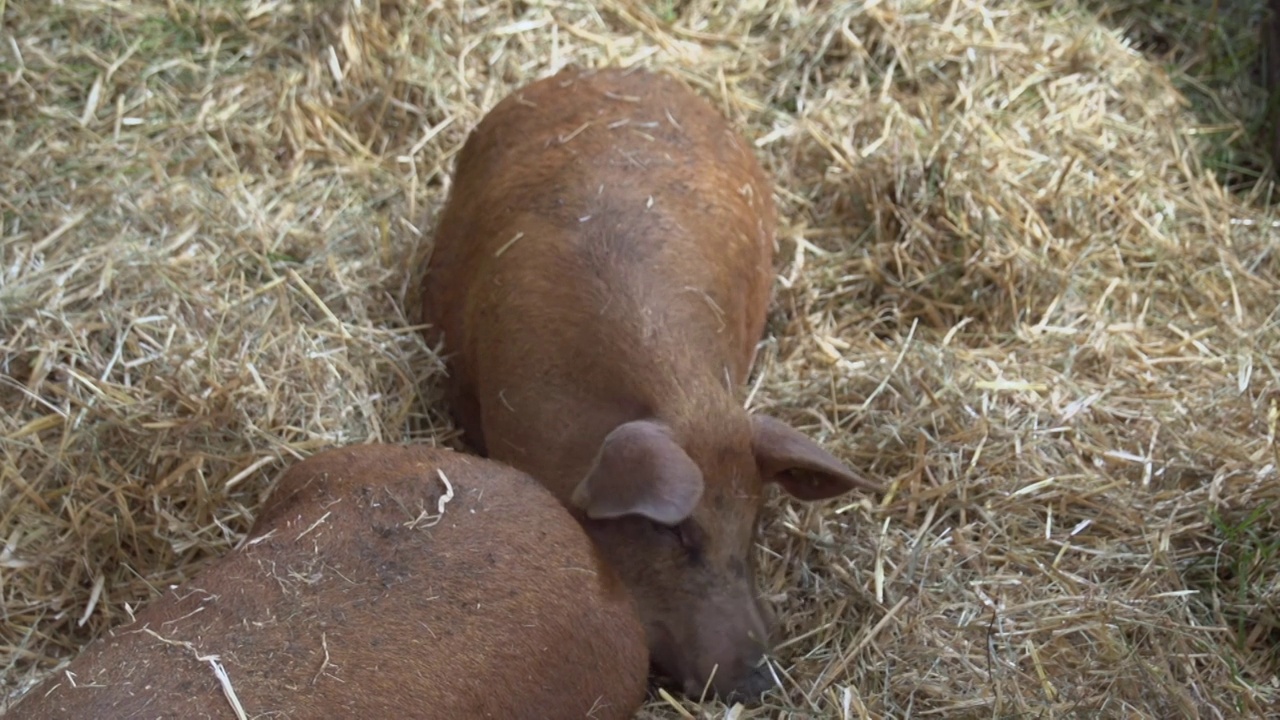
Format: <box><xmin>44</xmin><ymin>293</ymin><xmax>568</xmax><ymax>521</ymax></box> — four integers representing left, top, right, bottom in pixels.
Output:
<box><xmin>751</xmin><ymin>415</ymin><xmax>883</xmax><ymax>500</ymax></box>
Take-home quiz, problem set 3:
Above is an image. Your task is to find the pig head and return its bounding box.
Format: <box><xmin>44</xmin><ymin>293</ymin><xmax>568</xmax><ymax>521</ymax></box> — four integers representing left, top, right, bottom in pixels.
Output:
<box><xmin>566</xmin><ymin>412</ymin><xmax>877</xmax><ymax>701</ymax></box>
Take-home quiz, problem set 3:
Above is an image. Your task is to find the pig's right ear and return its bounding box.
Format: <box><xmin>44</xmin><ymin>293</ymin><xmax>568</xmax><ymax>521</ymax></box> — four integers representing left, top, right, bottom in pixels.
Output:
<box><xmin>570</xmin><ymin>420</ymin><xmax>704</xmax><ymax>525</ymax></box>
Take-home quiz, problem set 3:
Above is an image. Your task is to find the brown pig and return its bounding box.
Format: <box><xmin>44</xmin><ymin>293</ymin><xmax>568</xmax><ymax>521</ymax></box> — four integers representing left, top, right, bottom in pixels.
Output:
<box><xmin>6</xmin><ymin>445</ymin><xmax>649</xmax><ymax>720</ymax></box>
<box><xmin>419</xmin><ymin>65</ymin><xmax>883</xmax><ymax>702</ymax></box>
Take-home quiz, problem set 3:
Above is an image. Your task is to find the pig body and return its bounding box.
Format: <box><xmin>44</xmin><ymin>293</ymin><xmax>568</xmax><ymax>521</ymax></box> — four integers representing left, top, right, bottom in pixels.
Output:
<box><xmin>8</xmin><ymin>445</ymin><xmax>648</xmax><ymax>720</ymax></box>
<box><xmin>420</xmin><ymin>66</ymin><xmax>881</xmax><ymax>701</ymax></box>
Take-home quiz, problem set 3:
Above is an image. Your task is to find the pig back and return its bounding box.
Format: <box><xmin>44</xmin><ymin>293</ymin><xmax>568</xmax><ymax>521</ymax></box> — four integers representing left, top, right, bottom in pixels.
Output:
<box><xmin>8</xmin><ymin>445</ymin><xmax>649</xmax><ymax>720</ymax></box>
<box><xmin>421</xmin><ymin>66</ymin><xmax>779</xmax><ymax>393</ymax></box>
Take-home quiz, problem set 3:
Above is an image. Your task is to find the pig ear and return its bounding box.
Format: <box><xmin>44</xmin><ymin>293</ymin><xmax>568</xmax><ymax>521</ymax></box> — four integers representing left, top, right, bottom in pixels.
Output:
<box><xmin>751</xmin><ymin>415</ymin><xmax>883</xmax><ymax>500</ymax></box>
<box><xmin>570</xmin><ymin>420</ymin><xmax>705</xmax><ymax>525</ymax></box>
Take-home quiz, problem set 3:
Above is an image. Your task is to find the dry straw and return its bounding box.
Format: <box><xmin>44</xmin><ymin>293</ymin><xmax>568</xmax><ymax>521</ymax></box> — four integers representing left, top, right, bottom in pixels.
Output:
<box><xmin>2</xmin><ymin>0</ymin><xmax>1278</xmax><ymax>718</ymax></box>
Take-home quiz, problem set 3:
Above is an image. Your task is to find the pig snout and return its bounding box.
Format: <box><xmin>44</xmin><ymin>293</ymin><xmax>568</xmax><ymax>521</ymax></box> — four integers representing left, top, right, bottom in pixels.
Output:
<box><xmin>656</xmin><ymin>588</ymin><xmax>777</xmax><ymax>702</ymax></box>
<box><xmin>698</xmin><ymin>596</ymin><xmax>776</xmax><ymax>702</ymax></box>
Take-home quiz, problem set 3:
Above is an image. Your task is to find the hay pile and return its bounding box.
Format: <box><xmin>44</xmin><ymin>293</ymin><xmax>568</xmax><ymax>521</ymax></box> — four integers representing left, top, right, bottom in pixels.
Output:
<box><xmin>2</xmin><ymin>0</ymin><xmax>1277</xmax><ymax>717</ymax></box>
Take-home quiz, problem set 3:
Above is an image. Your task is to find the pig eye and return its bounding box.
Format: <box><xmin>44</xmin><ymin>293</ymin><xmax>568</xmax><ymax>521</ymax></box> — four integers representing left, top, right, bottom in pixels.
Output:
<box><xmin>655</xmin><ymin>520</ymin><xmax>703</xmax><ymax>556</ymax></box>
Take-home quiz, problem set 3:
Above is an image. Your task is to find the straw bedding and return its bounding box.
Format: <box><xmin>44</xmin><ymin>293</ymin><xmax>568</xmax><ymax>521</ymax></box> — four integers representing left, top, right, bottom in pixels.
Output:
<box><xmin>2</xmin><ymin>0</ymin><xmax>1277</xmax><ymax>717</ymax></box>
